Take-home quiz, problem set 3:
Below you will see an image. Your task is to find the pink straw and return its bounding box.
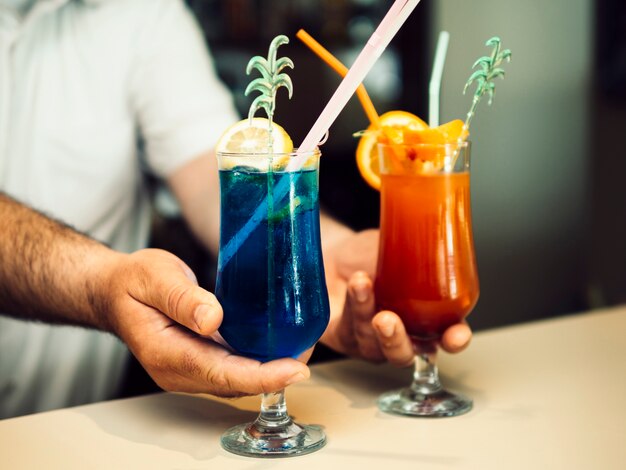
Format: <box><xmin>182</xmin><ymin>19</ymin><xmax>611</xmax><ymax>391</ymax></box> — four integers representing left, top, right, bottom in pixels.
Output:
<box><xmin>288</xmin><ymin>0</ymin><xmax>421</xmax><ymax>170</ymax></box>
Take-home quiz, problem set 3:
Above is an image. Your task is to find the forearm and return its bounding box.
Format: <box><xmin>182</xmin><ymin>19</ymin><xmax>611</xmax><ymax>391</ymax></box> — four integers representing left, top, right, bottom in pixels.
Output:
<box><xmin>0</xmin><ymin>193</ymin><xmax>120</xmax><ymax>330</ymax></box>
<box><xmin>167</xmin><ymin>151</ymin><xmax>221</xmax><ymax>256</ymax></box>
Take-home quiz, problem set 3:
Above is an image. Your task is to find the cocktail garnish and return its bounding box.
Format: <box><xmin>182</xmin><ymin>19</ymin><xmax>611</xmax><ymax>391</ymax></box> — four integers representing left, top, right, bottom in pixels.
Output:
<box><xmin>245</xmin><ymin>34</ymin><xmax>294</xmax><ymax>150</ymax></box>
<box><xmin>215</xmin><ymin>118</ymin><xmax>293</xmax><ymax>157</ymax></box>
<box><xmin>462</xmin><ymin>36</ymin><xmax>512</xmax><ymax>132</ymax></box>
<box><xmin>350</xmin><ymin>36</ymin><xmax>512</xmax><ymax>184</ymax></box>
<box><xmin>216</xmin><ymin>36</ymin><xmax>295</xmax><ymax>156</ymax></box>
<box><xmin>355</xmin><ymin>111</ymin><xmax>428</xmax><ymax>190</ymax></box>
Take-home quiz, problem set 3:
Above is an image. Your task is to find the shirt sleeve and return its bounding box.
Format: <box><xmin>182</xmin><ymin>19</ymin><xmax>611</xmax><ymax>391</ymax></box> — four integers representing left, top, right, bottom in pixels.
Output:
<box><xmin>128</xmin><ymin>0</ymin><xmax>240</xmax><ymax>177</ymax></box>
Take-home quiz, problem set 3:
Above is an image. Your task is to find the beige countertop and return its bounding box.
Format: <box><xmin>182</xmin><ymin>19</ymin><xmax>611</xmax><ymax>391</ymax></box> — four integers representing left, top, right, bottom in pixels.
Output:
<box><xmin>1</xmin><ymin>306</ymin><xmax>625</xmax><ymax>469</ymax></box>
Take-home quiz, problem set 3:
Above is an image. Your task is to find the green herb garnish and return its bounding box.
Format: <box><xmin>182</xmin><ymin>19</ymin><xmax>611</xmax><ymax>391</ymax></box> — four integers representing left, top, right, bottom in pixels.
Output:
<box><xmin>245</xmin><ymin>35</ymin><xmax>294</xmax><ymax>130</ymax></box>
<box><xmin>463</xmin><ymin>37</ymin><xmax>512</xmax><ymax>130</ymax></box>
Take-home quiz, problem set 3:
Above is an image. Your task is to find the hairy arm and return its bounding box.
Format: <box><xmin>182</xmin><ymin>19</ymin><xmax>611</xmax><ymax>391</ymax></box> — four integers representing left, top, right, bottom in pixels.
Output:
<box><xmin>0</xmin><ymin>192</ymin><xmax>117</xmax><ymax>330</ymax></box>
<box><xmin>0</xmin><ymin>192</ymin><xmax>309</xmax><ymax>396</ymax></box>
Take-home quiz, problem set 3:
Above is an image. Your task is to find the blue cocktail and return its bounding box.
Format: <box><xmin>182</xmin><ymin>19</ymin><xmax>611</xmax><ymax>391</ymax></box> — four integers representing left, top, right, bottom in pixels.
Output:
<box><xmin>216</xmin><ymin>162</ymin><xmax>329</xmax><ymax>362</ymax></box>
<box><xmin>215</xmin><ymin>149</ymin><xmax>329</xmax><ymax>457</ymax></box>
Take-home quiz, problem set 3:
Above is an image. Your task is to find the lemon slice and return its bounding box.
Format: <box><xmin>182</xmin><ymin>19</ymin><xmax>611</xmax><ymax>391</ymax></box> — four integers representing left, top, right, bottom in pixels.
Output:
<box><xmin>216</xmin><ymin>117</ymin><xmax>293</xmax><ymax>154</ymax></box>
<box><xmin>356</xmin><ymin>111</ymin><xmax>428</xmax><ymax>190</ymax></box>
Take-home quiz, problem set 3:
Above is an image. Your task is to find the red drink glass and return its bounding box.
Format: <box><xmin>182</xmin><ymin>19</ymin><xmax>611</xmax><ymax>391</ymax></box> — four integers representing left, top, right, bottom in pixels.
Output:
<box><xmin>375</xmin><ymin>141</ymin><xmax>478</xmax><ymax>417</ymax></box>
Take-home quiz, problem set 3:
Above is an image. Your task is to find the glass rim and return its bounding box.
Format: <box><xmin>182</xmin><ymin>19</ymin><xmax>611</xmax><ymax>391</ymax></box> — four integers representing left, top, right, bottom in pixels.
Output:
<box><xmin>216</xmin><ymin>147</ymin><xmax>321</xmax><ymax>158</ymax></box>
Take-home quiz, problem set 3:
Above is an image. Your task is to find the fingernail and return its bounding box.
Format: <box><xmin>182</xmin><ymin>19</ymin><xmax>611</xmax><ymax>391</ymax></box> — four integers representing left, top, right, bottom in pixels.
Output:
<box><xmin>285</xmin><ymin>372</ymin><xmax>307</xmax><ymax>386</ymax></box>
<box><xmin>354</xmin><ymin>284</ymin><xmax>369</xmax><ymax>303</ymax></box>
<box><xmin>193</xmin><ymin>304</ymin><xmax>211</xmax><ymax>331</ymax></box>
<box><xmin>182</xmin><ymin>265</ymin><xmax>198</xmax><ymax>284</ymax></box>
<box><xmin>379</xmin><ymin>323</ymin><xmax>395</xmax><ymax>338</ymax></box>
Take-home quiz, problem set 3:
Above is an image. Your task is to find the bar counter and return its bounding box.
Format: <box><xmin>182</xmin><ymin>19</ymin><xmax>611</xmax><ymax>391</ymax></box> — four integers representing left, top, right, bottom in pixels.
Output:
<box><xmin>1</xmin><ymin>306</ymin><xmax>625</xmax><ymax>469</ymax></box>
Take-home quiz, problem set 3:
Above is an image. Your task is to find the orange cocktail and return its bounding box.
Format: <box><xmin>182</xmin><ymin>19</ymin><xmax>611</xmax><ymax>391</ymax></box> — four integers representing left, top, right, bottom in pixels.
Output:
<box><xmin>375</xmin><ymin>160</ymin><xmax>479</xmax><ymax>341</ymax></box>
<box><xmin>298</xmin><ymin>25</ymin><xmax>510</xmax><ymax>418</ymax></box>
<box><xmin>373</xmin><ymin>139</ymin><xmax>478</xmax><ymax>417</ymax></box>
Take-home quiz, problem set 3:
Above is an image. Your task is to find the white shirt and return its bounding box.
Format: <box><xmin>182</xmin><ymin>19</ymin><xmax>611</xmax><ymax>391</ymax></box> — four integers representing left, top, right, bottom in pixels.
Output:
<box><xmin>0</xmin><ymin>0</ymin><xmax>35</xmax><ymax>16</ymax></box>
<box><xmin>0</xmin><ymin>0</ymin><xmax>239</xmax><ymax>418</ymax></box>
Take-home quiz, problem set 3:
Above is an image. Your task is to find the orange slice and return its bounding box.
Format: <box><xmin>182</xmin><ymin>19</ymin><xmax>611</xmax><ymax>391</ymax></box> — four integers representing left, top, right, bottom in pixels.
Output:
<box><xmin>402</xmin><ymin>119</ymin><xmax>469</xmax><ymax>170</ymax></box>
<box><xmin>356</xmin><ymin>111</ymin><xmax>428</xmax><ymax>190</ymax></box>
<box><xmin>404</xmin><ymin>119</ymin><xmax>468</xmax><ymax>145</ymax></box>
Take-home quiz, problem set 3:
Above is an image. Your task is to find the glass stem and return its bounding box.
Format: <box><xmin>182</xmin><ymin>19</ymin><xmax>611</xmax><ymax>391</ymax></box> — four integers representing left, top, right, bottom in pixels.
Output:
<box><xmin>410</xmin><ymin>352</ymin><xmax>443</xmax><ymax>396</ymax></box>
<box><xmin>254</xmin><ymin>389</ymin><xmax>292</xmax><ymax>430</ymax></box>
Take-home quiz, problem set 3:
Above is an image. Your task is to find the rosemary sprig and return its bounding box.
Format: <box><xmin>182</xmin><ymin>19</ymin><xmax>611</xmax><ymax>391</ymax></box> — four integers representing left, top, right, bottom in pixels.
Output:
<box><xmin>245</xmin><ymin>35</ymin><xmax>294</xmax><ymax>149</ymax></box>
<box><xmin>448</xmin><ymin>37</ymin><xmax>511</xmax><ymax>168</ymax></box>
<box><xmin>462</xmin><ymin>36</ymin><xmax>512</xmax><ymax>131</ymax></box>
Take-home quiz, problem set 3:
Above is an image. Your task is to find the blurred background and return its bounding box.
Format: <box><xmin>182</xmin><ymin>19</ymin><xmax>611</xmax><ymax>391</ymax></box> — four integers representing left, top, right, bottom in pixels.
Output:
<box><xmin>153</xmin><ymin>0</ymin><xmax>626</xmax><ymax>342</ymax></box>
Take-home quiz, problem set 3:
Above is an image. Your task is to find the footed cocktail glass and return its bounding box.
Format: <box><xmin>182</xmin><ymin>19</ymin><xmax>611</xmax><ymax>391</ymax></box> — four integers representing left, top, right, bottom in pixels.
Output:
<box><xmin>215</xmin><ymin>149</ymin><xmax>330</xmax><ymax>457</ymax></box>
<box><xmin>375</xmin><ymin>141</ymin><xmax>479</xmax><ymax>417</ymax></box>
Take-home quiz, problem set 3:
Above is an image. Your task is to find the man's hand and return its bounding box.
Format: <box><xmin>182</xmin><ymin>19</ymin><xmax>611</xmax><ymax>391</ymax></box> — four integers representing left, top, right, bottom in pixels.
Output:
<box><xmin>0</xmin><ymin>194</ymin><xmax>306</xmax><ymax>398</ymax></box>
<box><xmin>321</xmin><ymin>229</ymin><xmax>472</xmax><ymax>366</ymax></box>
<box><xmin>95</xmin><ymin>249</ymin><xmax>309</xmax><ymax>397</ymax></box>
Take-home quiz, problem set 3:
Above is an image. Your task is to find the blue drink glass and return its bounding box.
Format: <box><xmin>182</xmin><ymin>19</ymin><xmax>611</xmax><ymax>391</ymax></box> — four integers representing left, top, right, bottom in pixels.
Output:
<box><xmin>215</xmin><ymin>149</ymin><xmax>329</xmax><ymax>457</ymax></box>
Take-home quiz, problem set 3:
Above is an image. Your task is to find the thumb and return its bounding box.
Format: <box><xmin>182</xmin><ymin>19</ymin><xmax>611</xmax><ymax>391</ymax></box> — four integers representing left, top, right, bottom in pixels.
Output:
<box><xmin>128</xmin><ymin>249</ymin><xmax>223</xmax><ymax>336</ymax></box>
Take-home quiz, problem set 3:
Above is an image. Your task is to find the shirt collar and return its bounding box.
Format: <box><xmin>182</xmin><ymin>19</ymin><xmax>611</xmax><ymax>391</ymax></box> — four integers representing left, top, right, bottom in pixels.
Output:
<box><xmin>0</xmin><ymin>0</ymin><xmax>67</xmax><ymax>38</ymax></box>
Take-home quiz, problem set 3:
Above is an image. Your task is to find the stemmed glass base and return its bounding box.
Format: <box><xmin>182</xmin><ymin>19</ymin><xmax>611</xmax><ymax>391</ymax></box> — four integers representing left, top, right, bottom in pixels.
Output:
<box><xmin>378</xmin><ymin>387</ymin><xmax>472</xmax><ymax>417</ymax></box>
<box><xmin>220</xmin><ymin>389</ymin><xmax>326</xmax><ymax>458</ymax></box>
<box><xmin>378</xmin><ymin>352</ymin><xmax>472</xmax><ymax>418</ymax></box>
<box><xmin>221</xmin><ymin>420</ymin><xmax>326</xmax><ymax>457</ymax></box>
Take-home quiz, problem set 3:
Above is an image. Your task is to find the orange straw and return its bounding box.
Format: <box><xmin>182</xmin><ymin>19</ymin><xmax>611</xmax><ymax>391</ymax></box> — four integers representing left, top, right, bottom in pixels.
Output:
<box><xmin>296</xmin><ymin>29</ymin><xmax>381</xmax><ymax>129</ymax></box>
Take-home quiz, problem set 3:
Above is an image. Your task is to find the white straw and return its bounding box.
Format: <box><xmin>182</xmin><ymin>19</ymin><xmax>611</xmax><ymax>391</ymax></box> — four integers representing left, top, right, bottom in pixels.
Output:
<box><xmin>381</xmin><ymin>0</ymin><xmax>421</xmax><ymax>48</ymax></box>
<box><xmin>428</xmin><ymin>31</ymin><xmax>450</xmax><ymax>127</ymax></box>
<box><xmin>289</xmin><ymin>0</ymin><xmax>421</xmax><ymax>170</ymax></box>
